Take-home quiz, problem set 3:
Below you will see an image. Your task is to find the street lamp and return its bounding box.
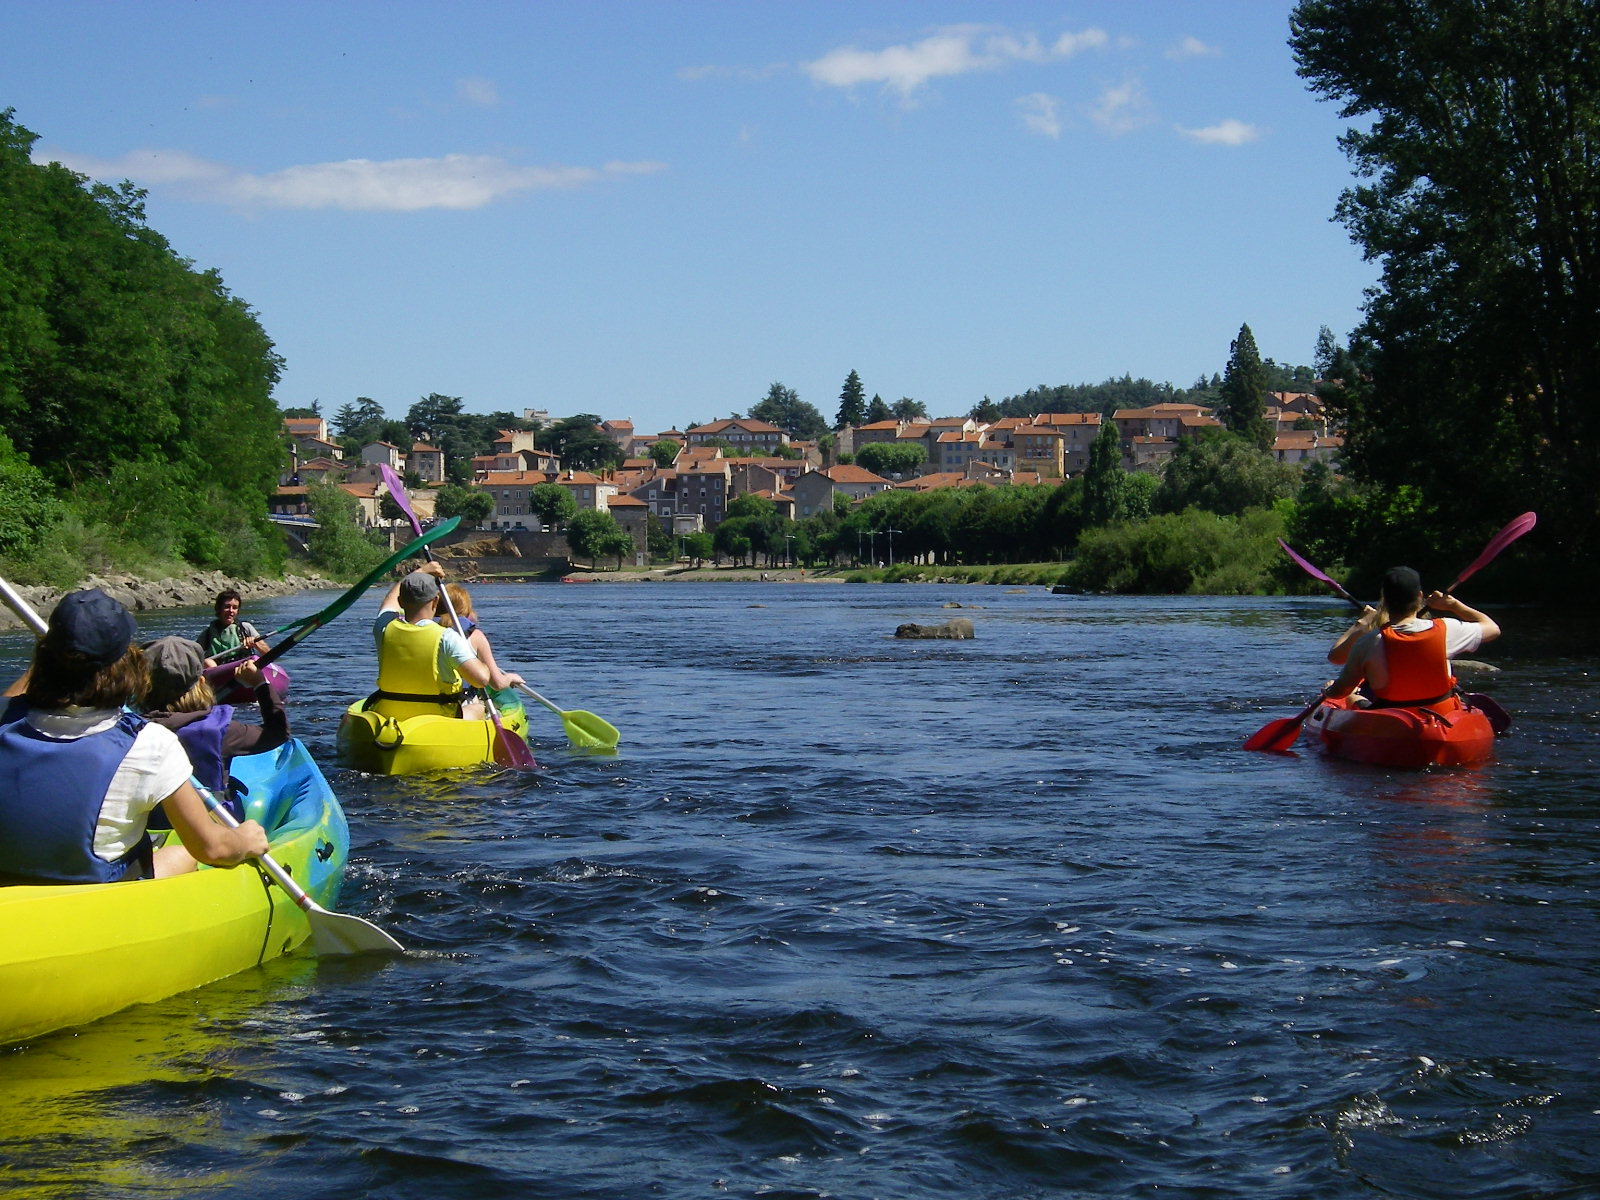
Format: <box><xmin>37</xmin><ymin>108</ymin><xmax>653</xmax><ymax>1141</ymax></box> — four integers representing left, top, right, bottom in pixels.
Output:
<box><xmin>867</xmin><ymin>530</ymin><xmax>879</xmax><ymax>566</ymax></box>
<box><xmin>886</xmin><ymin>528</ymin><xmax>901</xmax><ymax>567</ymax></box>
<box><xmin>784</xmin><ymin>533</ymin><xmax>795</xmax><ymax>567</ymax></box>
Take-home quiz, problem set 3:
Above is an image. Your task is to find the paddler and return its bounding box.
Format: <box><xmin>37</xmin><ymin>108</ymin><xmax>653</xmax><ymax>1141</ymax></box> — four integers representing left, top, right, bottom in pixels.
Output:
<box><xmin>362</xmin><ymin>562</ymin><xmax>513</xmax><ymax>721</ymax></box>
<box><xmin>1323</xmin><ymin>566</ymin><xmax>1499</xmax><ymax>708</ymax></box>
<box><xmin>197</xmin><ymin>589</ymin><xmax>269</xmax><ymax>666</ymax></box>
<box><xmin>0</xmin><ymin>588</ymin><xmax>268</xmax><ymax>883</ymax></box>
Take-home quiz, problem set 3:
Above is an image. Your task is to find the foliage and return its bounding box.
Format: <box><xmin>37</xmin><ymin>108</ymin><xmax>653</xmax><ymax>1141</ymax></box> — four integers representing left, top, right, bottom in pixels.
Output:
<box><xmin>645</xmin><ymin>512</ymin><xmax>675</xmax><ymax>560</ymax></box>
<box><xmin>865</xmin><ymin>395</ymin><xmax>893</xmax><ymax>423</ymax></box>
<box><xmin>1066</xmin><ymin>508</ymin><xmax>1288</xmax><ymax>594</ymax></box>
<box><xmin>836</xmin><ymin>370</ymin><xmax>866</xmax><ymax>429</ymax></box>
<box><xmin>0</xmin><ymin>109</ymin><xmax>288</xmax><ymax>579</ymax></box>
<box><xmin>1215</xmin><ymin>324</ymin><xmax>1273</xmax><ymax>450</ymax></box>
<box><xmin>529</xmin><ymin>482</ymin><xmax>578</xmax><ymax>530</ymax></box>
<box><xmin>435</xmin><ymin>483</ymin><xmax>492</xmax><ymax>526</ymax></box>
<box><xmin>1080</xmin><ymin>419</ymin><xmax>1125</xmax><ymax>526</ymax></box>
<box><xmin>565</xmin><ymin>508</ymin><xmax>634</xmax><ymax>568</ymax></box>
<box><xmin>854</xmin><ymin>441</ymin><xmax>928</xmax><ymax>478</ymax></box>
<box><xmin>649</xmin><ymin>439</ymin><xmax>680</xmax><ymax>467</ymax></box>
<box><xmin>537</xmin><ymin>413</ymin><xmax>625</xmax><ymax>471</ymax></box>
<box><xmin>0</xmin><ymin>434</ymin><xmax>64</xmax><ymax>558</ymax></box>
<box><xmin>303</xmin><ymin>480</ymin><xmax>387</xmax><ymax>580</ymax></box>
<box><xmin>750</xmin><ymin>382</ymin><xmax>829</xmax><ymax>442</ymax></box>
<box><xmin>891</xmin><ymin>397</ymin><xmax>928</xmax><ymax>420</ymax></box>
<box><xmin>683</xmin><ymin>530</ymin><xmax>714</xmax><ymax>566</ymax></box>
<box><xmin>1153</xmin><ymin>430</ymin><xmax>1300</xmax><ymax>517</ymax></box>
<box><xmin>1291</xmin><ymin>0</ymin><xmax>1600</xmax><ymax>567</ymax></box>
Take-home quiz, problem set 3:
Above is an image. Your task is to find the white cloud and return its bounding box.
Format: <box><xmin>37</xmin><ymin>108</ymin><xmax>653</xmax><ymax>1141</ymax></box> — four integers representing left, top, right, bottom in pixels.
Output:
<box><xmin>1166</xmin><ymin>36</ymin><xmax>1220</xmax><ymax>59</ymax></box>
<box><xmin>1089</xmin><ymin>79</ymin><xmax>1155</xmax><ymax>136</ymax></box>
<box><xmin>802</xmin><ymin>24</ymin><xmax>1108</xmax><ymax>100</ymax></box>
<box><xmin>1175</xmin><ymin>119</ymin><xmax>1260</xmax><ymax>146</ymax></box>
<box><xmin>1016</xmin><ymin>92</ymin><xmax>1062</xmax><ymax>139</ymax></box>
<box><xmin>40</xmin><ymin>148</ymin><xmax>667</xmax><ymax>212</ymax></box>
<box><xmin>456</xmin><ymin>76</ymin><xmax>499</xmax><ymax>106</ymax></box>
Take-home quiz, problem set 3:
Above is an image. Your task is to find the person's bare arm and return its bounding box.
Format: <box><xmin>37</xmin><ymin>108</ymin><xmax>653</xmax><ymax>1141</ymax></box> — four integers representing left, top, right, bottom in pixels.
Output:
<box><xmin>1426</xmin><ymin>591</ymin><xmax>1500</xmax><ymax>646</ymax></box>
<box><xmin>159</xmin><ymin>780</ymin><xmax>269</xmax><ymax>866</ymax></box>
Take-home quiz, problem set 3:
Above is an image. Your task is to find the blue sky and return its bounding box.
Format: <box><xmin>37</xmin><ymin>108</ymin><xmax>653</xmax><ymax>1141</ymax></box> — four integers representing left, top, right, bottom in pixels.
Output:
<box><xmin>5</xmin><ymin>1</ymin><xmax>1374</xmax><ymax>435</ymax></box>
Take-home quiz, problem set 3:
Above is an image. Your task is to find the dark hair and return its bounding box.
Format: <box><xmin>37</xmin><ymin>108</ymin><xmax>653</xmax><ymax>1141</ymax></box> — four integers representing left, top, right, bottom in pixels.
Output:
<box><xmin>25</xmin><ymin>643</ymin><xmax>149</xmax><ymax>710</ymax></box>
<box><xmin>214</xmin><ymin>589</ymin><xmax>243</xmax><ymax>613</ymax></box>
<box><xmin>1380</xmin><ymin>566</ymin><xmax>1424</xmax><ymax>615</ymax></box>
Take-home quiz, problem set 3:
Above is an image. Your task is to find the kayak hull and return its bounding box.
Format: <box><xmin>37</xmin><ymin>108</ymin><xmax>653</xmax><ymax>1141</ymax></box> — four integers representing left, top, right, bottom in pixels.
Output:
<box><xmin>1309</xmin><ymin>696</ymin><xmax>1496</xmax><ymax>768</ymax></box>
<box><xmin>0</xmin><ymin>738</ymin><xmax>346</xmax><ymax>1046</ymax></box>
<box><xmin>337</xmin><ymin>693</ymin><xmax>529</xmax><ymax>775</ymax></box>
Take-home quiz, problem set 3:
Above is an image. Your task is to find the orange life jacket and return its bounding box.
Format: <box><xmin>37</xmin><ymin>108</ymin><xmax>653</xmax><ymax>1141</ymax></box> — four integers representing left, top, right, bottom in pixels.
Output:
<box><xmin>1374</xmin><ymin>621</ymin><xmax>1455</xmax><ymax>705</ymax></box>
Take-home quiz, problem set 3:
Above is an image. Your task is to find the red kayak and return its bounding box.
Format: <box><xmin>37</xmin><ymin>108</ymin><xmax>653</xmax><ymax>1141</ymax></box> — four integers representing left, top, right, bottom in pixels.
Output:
<box><xmin>1308</xmin><ymin>695</ymin><xmax>1495</xmax><ymax>768</ymax></box>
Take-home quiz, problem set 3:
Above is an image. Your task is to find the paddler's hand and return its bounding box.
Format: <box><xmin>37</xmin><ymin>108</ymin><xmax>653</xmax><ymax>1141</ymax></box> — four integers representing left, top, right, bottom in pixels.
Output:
<box><xmin>1425</xmin><ymin>590</ymin><xmax>1462</xmax><ymax>614</ymax></box>
<box><xmin>233</xmin><ymin>818</ymin><xmax>270</xmax><ymax>860</ymax></box>
<box><xmin>234</xmin><ymin>660</ymin><xmax>266</xmax><ymax>689</ymax></box>
<box><xmin>417</xmin><ymin>560</ymin><xmax>447</xmax><ymax>581</ymax></box>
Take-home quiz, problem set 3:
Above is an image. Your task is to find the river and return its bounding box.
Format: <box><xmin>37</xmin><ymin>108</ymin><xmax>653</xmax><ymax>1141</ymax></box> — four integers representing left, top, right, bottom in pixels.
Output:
<box><xmin>0</xmin><ymin>582</ymin><xmax>1596</xmax><ymax>1199</ymax></box>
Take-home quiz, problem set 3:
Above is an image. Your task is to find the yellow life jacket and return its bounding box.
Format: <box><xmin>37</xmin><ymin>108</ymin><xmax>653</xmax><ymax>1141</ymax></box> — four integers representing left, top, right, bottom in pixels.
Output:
<box><xmin>366</xmin><ymin>619</ymin><xmax>465</xmax><ymax>720</ymax></box>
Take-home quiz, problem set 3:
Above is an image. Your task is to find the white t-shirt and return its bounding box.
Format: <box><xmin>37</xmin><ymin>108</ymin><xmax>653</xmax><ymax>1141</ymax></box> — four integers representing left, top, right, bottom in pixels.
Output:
<box><xmin>21</xmin><ymin>706</ymin><xmax>194</xmax><ymax>862</ymax></box>
<box><xmin>1387</xmin><ymin>615</ymin><xmax>1486</xmax><ymax>658</ymax></box>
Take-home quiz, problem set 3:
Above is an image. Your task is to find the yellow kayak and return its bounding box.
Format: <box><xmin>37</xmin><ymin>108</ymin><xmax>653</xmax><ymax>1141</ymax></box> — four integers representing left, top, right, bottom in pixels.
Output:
<box><xmin>337</xmin><ymin>691</ymin><xmax>530</xmax><ymax>775</ymax></box>
<box><xmin>0</xmin><ymin>739</ymin><xmax>347</xmax><ymax>1046</ymax></box>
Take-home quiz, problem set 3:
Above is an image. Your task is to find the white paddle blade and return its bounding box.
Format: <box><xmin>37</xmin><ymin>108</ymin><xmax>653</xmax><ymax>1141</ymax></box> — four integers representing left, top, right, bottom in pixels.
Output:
<box><xmin>306</xmin><ymin>906</ymin><xmax>406</xmax><ymax>956</ymax></box>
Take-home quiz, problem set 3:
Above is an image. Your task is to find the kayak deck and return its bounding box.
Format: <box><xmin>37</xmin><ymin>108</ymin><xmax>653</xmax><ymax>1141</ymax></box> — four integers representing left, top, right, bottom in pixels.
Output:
<box><xmin>337</xmin><ymin>691</ymin><xmax>529</xmax><ymax>775</ymax></box>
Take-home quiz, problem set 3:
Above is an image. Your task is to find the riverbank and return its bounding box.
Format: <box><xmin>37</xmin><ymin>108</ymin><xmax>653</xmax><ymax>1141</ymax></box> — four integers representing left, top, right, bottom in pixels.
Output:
<box><xmin>0</xmin><ymin>569</ymin><xmax>332</xmax><ymax>632</ymax></box>
<box><xmin>547</xmin><ymin>562</ymin><xmax>1074</xmax><ymax>586</ymax></box>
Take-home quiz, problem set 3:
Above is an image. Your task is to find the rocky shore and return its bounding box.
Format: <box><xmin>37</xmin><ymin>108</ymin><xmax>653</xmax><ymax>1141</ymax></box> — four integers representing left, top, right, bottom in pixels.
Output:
<box><xmin>0</xmin><ymin>570</ymin><xmax>331</xmax><ymax>633</ymax></box>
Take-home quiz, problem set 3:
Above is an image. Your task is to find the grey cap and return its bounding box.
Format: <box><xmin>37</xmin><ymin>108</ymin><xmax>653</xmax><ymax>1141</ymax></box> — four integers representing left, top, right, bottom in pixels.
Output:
<box><xmin>144</xmin><ymin>636</ymin><xmax>205</xmax><ymax>707</ymax></box>
<box><xmin>398</xmin><ymin>569</ymin><xmax>440</xmax><ymax>608</ymax></box>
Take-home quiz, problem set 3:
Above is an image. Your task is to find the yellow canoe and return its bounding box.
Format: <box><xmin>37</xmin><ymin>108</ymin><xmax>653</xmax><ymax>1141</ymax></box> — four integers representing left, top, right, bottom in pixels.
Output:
<box><xmin>337</xmin><ymin>691</ymin><xmax>530</xmax><ymax>775</ymax></box>
<box><xmin>0</xmin><ymin>739</ymin><xmax>347</xmax><ymax>1046</ymax></box>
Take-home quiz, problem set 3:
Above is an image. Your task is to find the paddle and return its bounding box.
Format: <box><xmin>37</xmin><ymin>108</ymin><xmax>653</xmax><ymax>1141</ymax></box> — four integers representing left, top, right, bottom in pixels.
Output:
<box><xmin>1277</xmin><ymin>538</ymin><xmax>1366</xmax><ymax>609</ymax></box>
<box><xmin>240</xmin><ymin>516</ymin><xmax>462</xmax><ymax>673</ymax></box>
<box><xmin>515</xmin><ymin>682</ymin><xmax>620</xmax><ymax>751</ymax></box>
<box><xmin>1446</xmin><ymin>511</ymin><xmax>1537</xmax><ymax>594</ymax></box>
<box><xmin>1241</xmin><ymin>695</ymin><xmax>1324</xmax><ymax>753</ymax></box>
<box><xmin>0</xmin><ymin>575</ymin><xmax>49</xmax><ymax>637</ymax></box>
<box><xmin>378</xmin><ymin>466</ymin><xmax>537</xmax><ymax>771</ymax></box>
<box><xmin>196</xmin><ymin>785</ymin><xmax>405</xmax><ymax>956</ymax></box>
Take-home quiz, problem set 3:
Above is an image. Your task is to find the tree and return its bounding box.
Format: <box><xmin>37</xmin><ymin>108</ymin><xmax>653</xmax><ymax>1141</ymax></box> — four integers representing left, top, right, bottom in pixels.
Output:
<box><xmin>565</xmin><ymin>508</ymin><xmax>631</xmax><ymax>569</ymax></box>
<box><xmin>1291</xmin><ymin>0</ymin><xmax>1600</xmax><ymax>563</ymax></box>
<box><xmin>538</xmin><ymin>414</ymin><xmax>625</xmax><ymax>471</ymax></box>
<box><xmin>865</xmin><ymin>394</ymin><xmax>893</xmax><ymax>423</ymax></box>
<box><xmin>1081</xmin><ymin>418</ymin><xmax>1126</xmax><ymax>527</ymax></box>
<box><xmin>1216</xmin><ymin>324</ymin><xmax>1272</xmax><ymax>451</ymax></box>
<box><xmin>836</xmin><ymin>370</ymin><xmax>867</xmax><ymax>429</ymax></box>
<box><xmin>1153</xmin><ymin>431</ymin><xmax>1300</xmax><ymax>517</ymax></box>
<box><xmin>684</xmin><ymin>530</ymin><xmax>714</xmax><ymax>566</ymax></box>
<box><xmin>645</xmin><ymin>512</ymin><xmax>675</xmax><ymax>560</ymax></box>
<box><xmin>333</xmin><ymin>397</ymin><xmax>388</xmax><ymax>440</ymax></box>
<box><xmin>750</xmin><ymin>382</ymin><xmax>829</xmax><ymax>442</ymax></box>
<box><xmin>304</xmin><ymin>480</ymin><xmax>387</xmax><ymax>580</ymax></box>
<box><xmin>435</xmin><ymin>483</ymin><xmax>493</xmax><ymax>526</ymax></box>
<box><xmin>649</xmin><ymin>439</ymin><xmax>680</xmax><ymax>467</ymax></box>
<box><xmin>891</xmin><ymin>397</ymin><xmax>928</xmax><ymax>421</ymax></box>
<box><xmin>529</xmin><ymin>482</ymin><xmax>578</xmax><ymax>530</ymax></box>
<box><xmin>855</xmin><ymin>441</ymin><xmax>928</xmax><ymax>478</ymax></box>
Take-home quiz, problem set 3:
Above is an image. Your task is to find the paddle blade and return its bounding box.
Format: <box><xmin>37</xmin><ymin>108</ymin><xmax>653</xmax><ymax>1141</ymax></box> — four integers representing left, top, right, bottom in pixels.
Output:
<box><xmin>1448</xmin><ymin>511</ymin><xmax>1536</xmax><ymax>592</ymax></box>
<box><xmin>1243</xmin><ymin>716</ymin><xmax>1306</xmax><ymax>753</ymax></box>
<box><xmin>486</xmin><ymin>697</ymin><xmax>539</xmax><ymax>770</ymax></box>
<box><xmin>1466</xmin><ymin>692</ymin><xmax>1513</xmax><ymax>734</ymax></box>
<box><xmin>305</xmin><ymin>906</ymin><xmax>407</xmax><ymax>956</ymax></box>
<box><xmin>562</xmin><ymin>709</ymin><xmax>620</xmax><ymax>751</ymax></box>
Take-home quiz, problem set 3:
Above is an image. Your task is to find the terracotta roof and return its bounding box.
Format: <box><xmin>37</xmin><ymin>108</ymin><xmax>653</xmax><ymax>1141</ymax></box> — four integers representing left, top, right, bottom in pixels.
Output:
<box><xmin>824</xmin><ymin>464</ymin><xmax>892</xmax><ymax>485</ymax></box>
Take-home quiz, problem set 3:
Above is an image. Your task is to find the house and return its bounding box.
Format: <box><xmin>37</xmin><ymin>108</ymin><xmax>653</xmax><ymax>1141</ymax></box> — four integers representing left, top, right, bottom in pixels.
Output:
<box><xmin>687</xmin><ymin>418</ymin><xmax>790</xmax><ymax>454</ymax></box>
<box><xmin>361</xmin><ymin>441</ymin><xmax>403</xmax><ymax>470</ymax></box>
<box><xmin>932</xmin><ymin>429</ymin><xmax>986</xmax><ymax>475</ymax></box>
<box><xmin>1272</xmin><ymin>432</ymin><xmax>1344</xmax><ymax>466</ymax></box>
<box><xmin>282</xmin><ymin>416</ymin><xmax>329</xmax><ymax>444</ymax></box>
<box><xmin>337</xmin><ymin>481</ymin><xmax>383</xmax><ymax>526</ymax></box>
<box><xmin>408</xmin><ymin>443</ymin><xmax>446</xmax><ymax>484</ymax></box>
<box><xmin>675</xmin><ymin>455</ymin><xmax>734</xmax><ymax>527</ymax></box>
<box><xmin>789</xmin><ymin>464</ymin><xmax>894</xmax><ymax>517</ymax></box>
<box><xmin>1032</xmin><ymin>412</ymin><xmax>1101</xmax><ymax>474</ymax></box>
<box><xmin>1007</xmin><ymin>424</ymin><xmax>1066</xmax><ymax>479</ymax></box>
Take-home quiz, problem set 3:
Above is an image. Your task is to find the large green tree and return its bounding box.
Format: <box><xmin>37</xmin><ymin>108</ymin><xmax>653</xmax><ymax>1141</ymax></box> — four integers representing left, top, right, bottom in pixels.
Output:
<box><xmin>1291</xmin><ymin>0</ymin><xmax>1600</xmax><ymax>565</ymax></box>
<box><xmin>537</xmin><ymin>414</ymin><xmax>625</xmax><ymax>471</ymax></box>
<box><xmin>750</xmin><ymin>382</ymin><xmax>829</xmax><ymax>442</ymax></box>
<box><xmin>1215</xmin><ymin>324</ymin><xmax>1273</xmax><ymax>451</ymax></box>
<box><xmin>836</xmin><ymin>370</ymin><xmax>867</xmax><ymax>429</ymax></box>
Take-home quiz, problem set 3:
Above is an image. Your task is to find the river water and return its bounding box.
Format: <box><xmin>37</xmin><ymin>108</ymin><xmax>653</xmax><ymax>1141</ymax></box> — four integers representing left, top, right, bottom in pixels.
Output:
<box><xmin>0</xmin><ymin>582</ymin><xmax>1596</xmax><ymax>1199</ymax></box>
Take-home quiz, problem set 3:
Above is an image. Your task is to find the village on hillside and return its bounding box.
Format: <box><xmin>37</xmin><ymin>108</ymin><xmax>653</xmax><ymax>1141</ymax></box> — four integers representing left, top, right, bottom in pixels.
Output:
<box><xmin>277</xmin><ymin>394</ymin><xmax>1340</xmax><ymax>563</ymax></box>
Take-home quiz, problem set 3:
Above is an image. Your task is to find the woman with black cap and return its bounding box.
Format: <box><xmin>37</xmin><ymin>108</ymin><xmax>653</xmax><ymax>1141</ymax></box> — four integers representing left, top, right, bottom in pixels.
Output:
<box><xmin>0</xmin><ymin>588</ymin><xmax>269</xmax><ymax>884</ymax></box>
